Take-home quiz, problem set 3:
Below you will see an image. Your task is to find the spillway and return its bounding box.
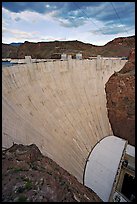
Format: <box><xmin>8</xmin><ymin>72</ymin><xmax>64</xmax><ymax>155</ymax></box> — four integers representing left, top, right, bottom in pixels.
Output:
<box><xmin>2</xmin><ymin>57</ymin><xmax>127</xmax><ymax>183</ymax></box>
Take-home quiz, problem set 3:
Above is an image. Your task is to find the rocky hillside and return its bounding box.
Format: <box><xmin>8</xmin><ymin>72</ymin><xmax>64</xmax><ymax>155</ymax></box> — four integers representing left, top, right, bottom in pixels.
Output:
<box><xmin>2</xmin><ymin>35</ymin><xmax>135</xmax><ymax>59</ymax></box>
<box><xmin>100</xmin><ymin>36</ymin><xmax>135</xmax><ymax>57</ymax></box>
<box><xmin>2</xmin><ymin>43</ymin><xmax>18</xmax><ymax>58</ymax></box>
<box><xmin>105</xmin><ymin>48</ymin><xmax>135</xmax><ymax>146</ymax></box>
<box><xmin>2</xmin><ymin>144</ymin><xmax>102</xmax><ymax>202</ymax></box>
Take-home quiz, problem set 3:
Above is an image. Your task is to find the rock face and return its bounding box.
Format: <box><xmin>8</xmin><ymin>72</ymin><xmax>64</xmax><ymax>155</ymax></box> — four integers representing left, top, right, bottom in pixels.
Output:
<box><xmin>105</xmin><ymin>48</ymin><xmax>135</xmax><ymax>146</ymax></box>
<box><xmin>2</xmin><ymin>43</ymin><xmax>18</xmax><ymax>58</ymax></box>
<box><xmin>2</xmin><ymin>35</ymin><xmax>135</xmax><ymax>59</ymax></box>
<box><xmin>2</xmin><ymin>144</ymin><xmax>102</xmax><ymax>202</ymax></box>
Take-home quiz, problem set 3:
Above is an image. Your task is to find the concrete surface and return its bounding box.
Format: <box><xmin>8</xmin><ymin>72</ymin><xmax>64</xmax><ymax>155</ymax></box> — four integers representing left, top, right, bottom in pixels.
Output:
<box><xmin>125</xmin><ymin>144</ymin><xmax>135</xmax><ymax>158</ymax></box>
<box><xmin>84</xmin><ymin>136</ymin><xmax>126</xmax><ymax>202</ymax></box>
<box><xmin>2</xmin><ymin>57</ymin><xmax>127</xmax><ymax>183</ymax></box>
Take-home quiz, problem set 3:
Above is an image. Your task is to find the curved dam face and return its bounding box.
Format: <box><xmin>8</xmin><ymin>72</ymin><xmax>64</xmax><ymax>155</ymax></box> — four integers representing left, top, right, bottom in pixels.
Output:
<box><xmin>2</xmin><ymin>57</ymin><xmax>127</xmax><ymax>183</ymax></box>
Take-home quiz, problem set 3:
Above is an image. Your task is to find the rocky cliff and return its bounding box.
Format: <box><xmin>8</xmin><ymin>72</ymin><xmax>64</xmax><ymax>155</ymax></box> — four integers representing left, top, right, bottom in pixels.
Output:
<box><xmin>105</xmin><ymin>48</ymin><xmax>135</xmax><ymax>146</ymax></box>
<box><xmin>2</xmin><ymin>43</ymin><xmax>18</xmax><ymax>58</ymax></box>
<box><xmin>2</xmin><ymin>144</ymin><xmax>102</xmax><ymax>202</ymax></box>
<box><xmin>2</xmin><ymin>35</ymin><xmax>135</xmax><ymax>59</ymax></box>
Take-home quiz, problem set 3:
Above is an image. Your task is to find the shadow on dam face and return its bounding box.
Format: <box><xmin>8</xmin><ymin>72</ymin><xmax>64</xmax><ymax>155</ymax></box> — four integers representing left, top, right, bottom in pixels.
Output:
<box><xmin>2</xmin><ymin>58</ymin><xmax>127</xmax><ymax>183</ymax></box>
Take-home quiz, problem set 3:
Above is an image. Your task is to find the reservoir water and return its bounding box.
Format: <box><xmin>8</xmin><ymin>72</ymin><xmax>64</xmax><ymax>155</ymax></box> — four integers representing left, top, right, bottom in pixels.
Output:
<box><xmin>2</xmin><ymin>61</ymin><xmax>18</xmax><ymax>67</ymax></box>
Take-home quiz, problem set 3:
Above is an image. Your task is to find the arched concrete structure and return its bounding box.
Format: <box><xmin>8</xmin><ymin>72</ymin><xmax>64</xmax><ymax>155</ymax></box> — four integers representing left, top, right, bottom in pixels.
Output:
<box><xmin>84</xmin><ymin>135</ymin><xmax>135</xmax><ymax>202</ymax></box>
<box><xmin>2</xmin><ymin>57</ymin><xmax>127</xmax><ymax>183</ymax></box>
<box><xmin>83</xmin><ymin>136</ymin><xmax>127</xmax><ymax>202</ymax></box>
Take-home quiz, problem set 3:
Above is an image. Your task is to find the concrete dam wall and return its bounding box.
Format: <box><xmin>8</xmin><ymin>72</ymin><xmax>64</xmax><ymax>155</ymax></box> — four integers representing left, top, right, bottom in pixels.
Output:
<box><xmin>2</xmin><ymin>57</ymin><xmax>127</xmax><ymax>183</ymax></box>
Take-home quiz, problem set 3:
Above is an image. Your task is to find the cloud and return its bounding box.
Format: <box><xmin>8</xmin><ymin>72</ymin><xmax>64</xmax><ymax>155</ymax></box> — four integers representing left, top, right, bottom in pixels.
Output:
<box><xmin>2</xmin><ymin>2</ymin><xmax>135</xmax><ymax>45</ymax></box>
<box><xmin>2</xmin><ymin>2</ymin><xmax>135</xmax><ymax>29</ymax></box>
<box><xmin>2</xmin><ymin>7</ymin><xmax>59</xmax><ymax>24</ymax></box>
<box><xmin>90</xmin><ymin>24</ymin><xmax>135</xmax><ymax>35</ymax></box>
<box><xmin>2</xmin><ymin>30</ymin><xmax>67</xmax><ymax>44</ymax></box>
<box><xmin>2</xmin><ymin>2</ymin><xmax>50</xmax><ymax>14</ymax></box>
<box><xmin>2</xmin><ymin>2</ymin><xmax>104</xmax><ymax>14</ymax></box>
<box><xmin>2</xmin><ymin>28</ymin><xmax>45</xmax><ymax>43</ymax></box>
<box><xmin>2</xmin><ymin>27</ymin><xmax>39</xmax><ymax>39</ymax></box>
<box><xmin>58</xmin><ymin>16</ymin><xmax>87</xmax><ymax>28</ymax></box>
<box><xmin>45</xmin><ymin>4</ymin><xmax>50</xmax><ymax>8</ymax></box>
<box><xmin>41</xmin><ymin>37</ymin><xmax>67</xmax><ymax>41</ymax></box>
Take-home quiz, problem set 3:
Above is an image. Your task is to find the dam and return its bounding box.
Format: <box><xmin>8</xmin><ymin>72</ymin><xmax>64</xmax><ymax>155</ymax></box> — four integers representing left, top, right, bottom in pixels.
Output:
<box><xmin>3</xmin><ymin>56</ymin><xmax>131</xmax><ymax>201</ymax></box>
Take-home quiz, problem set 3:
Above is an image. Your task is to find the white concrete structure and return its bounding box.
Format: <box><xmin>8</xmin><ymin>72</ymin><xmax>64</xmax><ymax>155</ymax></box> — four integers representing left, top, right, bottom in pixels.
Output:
<box><xmin>125</xmin><ymin>144</ymin><xmax>135</xmax><ymax>158</ymax></box>
<box><xmin>25</xmin><ymin>56</ymin><xmax>32</xmax><ymax>64</ymax></box>
<box><xmin>67</xmin><ymin>54</ymin><xmax>72</xmax><ymax>60</ymax></box>
<box><xmin>10</xmin><ymin>56</ymin><xmax>32</xmax><ymax>64</ymax></box>
<box><xmin>76</xmin><ymin>53</ymin><xmax>82</xmax><ymax>60</ymax></box>
<box><xmin>84</xmin><ymin>136</ymin><xmax>126</xmax><ymax>202</ymax></box>
<box><xmin>2</xmin><ymin>58</ymin><xmax>11</xmax><ymax>62</ymax></box>
<box><xmin>9</xmin><ymin>58</ymin><xmax>62</xmax><ymax>64</ymax></box>
<box><xmin>2</xmin><ymin>57</ymin><xmax>127</xmax><ymax>183</ymax></box>
<box><xmin>97</xmin><ymin>55</ymin><xmax>102</xmax><ymax>70</ymax></box>
<box><xmin>10</xmin><ymin>59</ymin><xmax>25</xmax><ymax>64</ymax></box>
<box><xmin>61</xmin><ymin>53</ymin><xmax>67</xmax><ymax>60</ymax></box>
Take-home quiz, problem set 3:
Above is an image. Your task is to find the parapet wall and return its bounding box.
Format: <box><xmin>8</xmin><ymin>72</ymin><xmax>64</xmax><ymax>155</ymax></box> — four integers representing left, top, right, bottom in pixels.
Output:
<box><xmin>2</xmin><ymin>58</ymin><xmax>127</xmax><ymax>183</ymax></box>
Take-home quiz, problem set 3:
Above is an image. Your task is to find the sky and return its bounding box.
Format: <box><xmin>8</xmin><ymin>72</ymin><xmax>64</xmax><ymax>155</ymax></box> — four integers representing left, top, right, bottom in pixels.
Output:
<box><xmin>2</xmin><ymin>2</ymin><xmax>135</xmax><ymax>45</ymax></box>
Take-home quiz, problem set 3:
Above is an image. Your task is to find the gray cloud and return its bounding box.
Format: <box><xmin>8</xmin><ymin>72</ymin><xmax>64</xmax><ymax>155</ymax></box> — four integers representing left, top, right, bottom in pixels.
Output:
<box><xmin>2</xmin><ymin>2</ymin><xmax>135</xmax><ymax>35</ymax></box>
<box><xmin>15</xmin><ymin>17</ymin><xmax>21</xmax><ymax>21</ymax></box>
<box><xmin>90</xmin><ymin>24</ymin><xmax>134</xmax><ymax>35</ymax></box>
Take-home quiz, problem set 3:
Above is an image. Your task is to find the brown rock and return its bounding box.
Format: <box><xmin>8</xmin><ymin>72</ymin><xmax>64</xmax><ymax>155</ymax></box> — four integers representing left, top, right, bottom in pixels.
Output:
<box><xmin>105</xmin><ymin>48</ymin><xmax>135</xmax><ymax>146</ymax></box>
<box><xmin>2</xmin><ymin>144</ymin><xmax>102</xmax><ymax>202</ymax></box>
<box><xmin>2</xmin><ymin>35</ymin><xmax>135</xmax><ymax>59</ymax></box>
